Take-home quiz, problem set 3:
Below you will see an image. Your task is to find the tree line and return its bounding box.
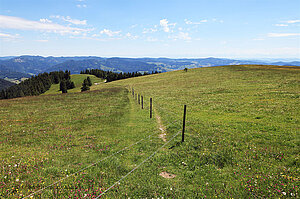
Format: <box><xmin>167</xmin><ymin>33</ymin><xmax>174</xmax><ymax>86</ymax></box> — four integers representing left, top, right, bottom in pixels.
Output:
<box><xmin>80</xmin><ymin>69</ymin><xmax>160</xmax><ymax>82</ymax></box>
<box><xmin>0</xmin><ymin>69</ymin><xmax>160</xmax><ymax>100</ymax></box>
<box><xmin>0</xmin><ymin>70</ymin><xmax>74</xmax><ymax>99</ymax></box>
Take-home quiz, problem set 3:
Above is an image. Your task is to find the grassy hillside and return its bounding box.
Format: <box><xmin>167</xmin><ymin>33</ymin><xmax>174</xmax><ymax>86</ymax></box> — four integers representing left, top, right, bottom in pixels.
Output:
<box><xmin>42</xmin><ymin>74</ymin><xmax>104</xmax><ymax>95</ymax></box>
<box><xmin>0</xmin><ymin>65</ymin><xmax>299</xmax><ymax>198</ymax></box>
<box><xmin>0</xmin><ymin>87</ymin><xmax>159</xmax><ymax>198</ymax></box>
<box><xmin>91</xmin><ymin>65</ymin><xmax>300</xmax><ymax>198</ymax></box>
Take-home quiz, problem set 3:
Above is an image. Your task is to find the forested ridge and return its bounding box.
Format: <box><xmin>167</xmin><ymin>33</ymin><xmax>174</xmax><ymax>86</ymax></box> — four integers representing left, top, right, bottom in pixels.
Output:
<box><xmin>0</xmin><ymin>70</ymin><xmax>73</xmax><ymax>99</ymax></box>
<box><xmin>80</xmin><ymin>69</ymin><xmax>159</xmax><ymax>82</ymax></box>
<box><xmin>0</xmin><ymin>69</ymin><xmax>159</xmax><ymax>100</ymax></box>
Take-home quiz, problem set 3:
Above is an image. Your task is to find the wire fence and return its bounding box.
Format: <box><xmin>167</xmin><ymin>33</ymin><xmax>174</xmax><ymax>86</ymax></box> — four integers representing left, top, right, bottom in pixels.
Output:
<box><xmin>23</xmin><ymin>128</ymin><xmax>160</xmax><ymax>198</ymax></box>
<box><xmin>21</xmin><ymin>87</ymin><xmax>187</xmax><ymax>198</ymax></box>
<box><xmin>95</xmin><ymin>130</ymin><xmax>182</xmax><ymax>199</ymax></box>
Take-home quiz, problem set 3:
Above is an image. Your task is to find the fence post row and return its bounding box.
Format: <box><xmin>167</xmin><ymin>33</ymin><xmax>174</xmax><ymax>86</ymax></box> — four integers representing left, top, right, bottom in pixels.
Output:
<box><xmin>131</xmin><ymin>90</ymin><xmax>185</xmax><ymax>142</ymax></box>
<box><xmin>182</xmin><ymin>105</ymin><xmax>187</xmax><ymax>142</ymax></box>
<box><xmin>150</xmin><ymin>98</ymin><xmax>152</xmax><ymax>118</ymax></box>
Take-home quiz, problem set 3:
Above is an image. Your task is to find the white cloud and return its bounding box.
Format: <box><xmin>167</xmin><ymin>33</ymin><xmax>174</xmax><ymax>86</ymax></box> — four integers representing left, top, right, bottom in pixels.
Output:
<box><xmin>160</xmin><ymin>19</ymin><xmax>176</xmax><ymax>33</ymax></box>
<box><xmin>0</xmin><ymin>15</ymin><xmax>89</xmax><ymax>35</ymax></box>
<box><xmin>146</xmin><ymin>37</ymin><xmax>158</xmax><ymax>42</ymax></box>
<box><xmin>130</xmin><ymin>24</ymin><xmax>138</xmax><ymax>29</ymax></box>
<box><xmin>184</xmin><ymin>19</ymin><xmax>208</xmax><ymax>25</ymax></box>
<box><xmin>36</xmin><ymin>39</ymin><xmax>48</xmax><ymax>42</ymax></box>
<box><xmin>274</xmin><ymin>24</ymin><xmax>288</xmax><ymax>27</ymax></box>
<box><xmin>0</xmin><ymin>32</ymin><xmax>20</xmax><ymax>40</ymax></box>
<box><xmin>169</xmin><ymin>32</ymin><xmax>191</xmax><ymax>41</ymax></box>
<box><xmin>100</xmin><ymin>29</ymin><xmax>121</xmax><ymax>37</ymax></box>
<box><xmin>76</xmin><ymin>4</ymin><xmax>87</xmax><ymax>8</ymax></box>
<box><xmin>221</xmin><ymin>41</ymin><xmax>227</xmax><ymax>45</ymax></box>
<box><xmin>212</xmin><ymin>18</ymin><xmax>224</xmax><ymax>23</ymax></box>
<box><xmin>40</xmin><ymin>18</ymin><xmax>52</xmax><ymax>23</ymax></box>
<box><xmin>50</xmin><ymin>15</ymin><xmax>87</xmax><ymax>25</ymax></box>
<box><xmin>125</xmin><ymin>32</ymin><xmax>138</xmax><ymax>40</ymax></box>
<box><xmin>160</xmin><ymin>19</ymin><xmax>169</xmax><ymax>32</ymax></box>
<box><xmin>268</xmin><ymin>33</ymin><xmax>300</xmax><ymax>37</ymax></box>
<box><xmin>285</xmin><ymin>19</ymin><xmax>300</xmax><ymax>24</ymax></box>
<box><xmin>142</xmin><ymin>28</ymin><xmax>158</xmax><ymax>34</ymax></box>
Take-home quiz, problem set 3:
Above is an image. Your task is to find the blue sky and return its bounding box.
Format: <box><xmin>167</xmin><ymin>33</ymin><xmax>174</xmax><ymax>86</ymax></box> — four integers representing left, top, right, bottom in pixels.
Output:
<box><xmin>0</xmin><ymin>0</ymin><xmax>299</xmax><ymax>58</ymax></box>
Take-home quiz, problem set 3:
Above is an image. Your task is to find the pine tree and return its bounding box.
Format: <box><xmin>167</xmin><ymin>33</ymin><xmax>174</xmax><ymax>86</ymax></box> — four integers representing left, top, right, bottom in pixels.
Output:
<box><xmin>70</xmin><ymin>81</ymin><xmax>75</xmax><ymax>89</ymax></box>
<box><xmin>66</xmin><ymin>79</ymin><xmax>75</xmax><ymax>89</ymax></box>
<box><xmin>87</xmin><ymin>76</ymin><xmax>92</xmax><ymax>86</ymax></box>
<box><xmin>19</xmin><ymin>90</ymin><xmax>25</xmax><ymax>97</ymax></box>
<box><xmin>60</xmin><ymin>80</ymin><xmax>68</xmax><ymax>93</ymax></box>
<box><xmin>81</xmin><ymin>79</ymin><xmax>90</xmax><ymax>92</ymax></box>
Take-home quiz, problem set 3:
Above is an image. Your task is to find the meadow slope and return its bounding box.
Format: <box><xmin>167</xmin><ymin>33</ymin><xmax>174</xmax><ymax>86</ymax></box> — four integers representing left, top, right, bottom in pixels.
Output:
<box><xmin>0</xmin><ymin>65</ymin><xmax>299</xmax><ymax>198</ymax></box>
<box><xmin>92</xmin><ymin>65</ymin><xmax>300</xmax><ymax>198</ymax></box>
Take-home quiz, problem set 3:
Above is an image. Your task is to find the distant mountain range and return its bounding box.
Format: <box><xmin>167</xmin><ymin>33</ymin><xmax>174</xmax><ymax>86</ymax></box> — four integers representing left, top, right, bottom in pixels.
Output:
<box><xmin>0</xmin><ymin>56</ymin><xmax>299</xmax><ymax>81</ymax></box>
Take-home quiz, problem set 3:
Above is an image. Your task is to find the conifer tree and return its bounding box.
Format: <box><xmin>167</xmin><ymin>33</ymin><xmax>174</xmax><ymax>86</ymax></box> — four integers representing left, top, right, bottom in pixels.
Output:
<box><xmin>87</xmin><ymin>76</ymin><xmax>92</xmax><ymax>86</ymax></box>
<box><xmin>60</xmin><ymin>80</ymin><xmax>68</xmax><ymax>93</ymax></box>
<box><xmin>81</xmin><ymin>79</ymin><xmax>90</xmax><ymax>92</ymax></box>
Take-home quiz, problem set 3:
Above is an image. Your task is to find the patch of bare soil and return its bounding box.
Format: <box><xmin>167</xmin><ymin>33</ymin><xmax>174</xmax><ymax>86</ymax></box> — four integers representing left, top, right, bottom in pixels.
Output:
<box><xmin>159</xmin><ymin>171</ymin><xmax>176</xmax><ymax>179</ymax></box>
<box><xmin>155</xmin><ymin>113</ymin><xmax>167</xmax><ymax>142</ymax></box>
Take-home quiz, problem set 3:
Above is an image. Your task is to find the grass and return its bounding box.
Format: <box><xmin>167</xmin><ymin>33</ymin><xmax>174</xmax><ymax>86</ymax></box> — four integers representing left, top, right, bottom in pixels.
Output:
<box><xmin>42</xmin><ymin>74</ymin><xmax>103</xmax><ymax>95</ymax></box>
<box><xmin>0</xmin><ymin>65</ymin><xmax>299</xmax><ymax>198</ymax></box>
<box><xmin>0</xmin><ymin>87</ymin><xmax>160</xmax><ymax>198</ymax></box>
<box><xmin>92</xmin><ymin>65</ymin><xmax>300</xmax><ymax>198</ymax></box>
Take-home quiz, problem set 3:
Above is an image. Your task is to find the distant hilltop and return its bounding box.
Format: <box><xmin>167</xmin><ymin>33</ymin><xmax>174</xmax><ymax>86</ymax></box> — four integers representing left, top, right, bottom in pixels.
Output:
<box><xmin>0</xmin><ymin>56</ymin><xmax>299</xmax><ymax>78</ymax></box>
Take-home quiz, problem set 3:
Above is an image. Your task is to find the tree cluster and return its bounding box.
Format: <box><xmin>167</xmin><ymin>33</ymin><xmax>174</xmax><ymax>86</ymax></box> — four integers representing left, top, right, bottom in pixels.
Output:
<box><xmin>80</xmin><ymin>69</ymin><xmax>159</xmax><ymax>82</ymax></box>
<box><xmin>59</xmin><ymin>74</ymin><xmax>75</xmax><ymax>93</ymax></box>
<box><xmin>81</xmin><ymin>77</ymin><xmax>92</xmax><ymax>92</ymax></box>
<box><xmin>0</xmin><ymin>70</ymin><xmax>75</xmax><ymax>99</ymax></box>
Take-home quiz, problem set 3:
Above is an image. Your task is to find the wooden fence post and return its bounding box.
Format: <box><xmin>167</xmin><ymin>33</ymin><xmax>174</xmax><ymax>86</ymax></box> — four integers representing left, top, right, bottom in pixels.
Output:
<box><xmin>150</xmin><ymin>98</ymin><xmax>152</xmax><ymax>118</ymax></box>
<box><xmin>138</xmin><ymin>94</ymin><xmax>140</xmax><ymax>104</ymax></box>
<box><xmin>182</xmin><ymin>105</ymin><xmax>187</xmax><ymax>142</ymax></box>
<box><xmin>141</xmin><ymin>96</ymin><xmax>143</xmax><ymax>109</ymax></box>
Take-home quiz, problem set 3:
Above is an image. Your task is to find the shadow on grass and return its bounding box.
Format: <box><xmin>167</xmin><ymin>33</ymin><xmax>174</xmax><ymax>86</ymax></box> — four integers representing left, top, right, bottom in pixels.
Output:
<box><xmin>169</xmin><ymin>141</ymin><xmax>182</xmax><ymax>149</ymax></box>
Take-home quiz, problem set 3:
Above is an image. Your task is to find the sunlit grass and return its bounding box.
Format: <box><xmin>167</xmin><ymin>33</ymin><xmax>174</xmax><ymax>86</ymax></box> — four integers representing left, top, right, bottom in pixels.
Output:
<box><xmin>1</xmin><ymin>65</ymin><xmax>299</xmax><ymax>198</ymax></box>
<box><xmin>92</xmin><ymin>65</ymin><xmax>300</xmax><ymax>198</ymax></box>
<box><xmin>43</xmin><ymin>74</ymin><xmax>104</xmax><ymax>95</ymax></box>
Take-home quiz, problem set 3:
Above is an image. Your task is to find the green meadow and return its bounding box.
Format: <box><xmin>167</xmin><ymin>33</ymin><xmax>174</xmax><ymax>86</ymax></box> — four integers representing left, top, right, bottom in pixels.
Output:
<box><xmin>0</xmin><ymin>65</ymin><xmax>299</xmax><ymax>198</ymax></box>
<box><xmin>42</xmin><ymin>74</ymin><xmax>104</xmax><ymax>95</ymax></box>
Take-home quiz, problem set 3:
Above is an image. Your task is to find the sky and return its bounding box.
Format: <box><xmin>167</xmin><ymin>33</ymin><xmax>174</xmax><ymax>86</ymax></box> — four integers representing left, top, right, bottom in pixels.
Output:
<box><xmin>0</xmin><ymin>0</ymin><xmax>300</xmax><ymax>59</ymax></box>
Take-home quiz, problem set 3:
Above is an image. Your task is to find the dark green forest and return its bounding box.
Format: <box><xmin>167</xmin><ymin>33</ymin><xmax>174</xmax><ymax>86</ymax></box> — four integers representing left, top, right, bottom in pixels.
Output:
<box><xmin>0</xmin><ymin>70</ymin><xmax>73</xmax><ymax>99</ymax></box>
<box><xmin>0</xmin><ymin>79</ymin><xmax>15</xmax><ymax>92</ymax></box>
<box><xmin>0</xmin><ymin>69</ymin><xmax>159</xmax><ymax>100</ymax></box>
<box><xmin>80</xmin><ymin>69</ymin><xmax>159</xmax><ymax>82</ymax></box>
